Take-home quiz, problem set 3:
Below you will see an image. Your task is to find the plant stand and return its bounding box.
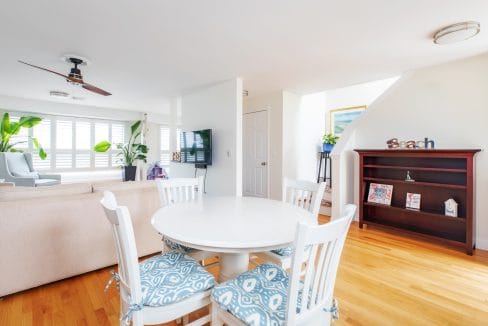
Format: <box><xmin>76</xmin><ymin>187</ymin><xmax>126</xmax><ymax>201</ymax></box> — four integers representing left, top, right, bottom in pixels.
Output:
<box><xmin>317</xmin><ymin>151</ymin><xmax>332</xmax><ymax>186</ymax></box>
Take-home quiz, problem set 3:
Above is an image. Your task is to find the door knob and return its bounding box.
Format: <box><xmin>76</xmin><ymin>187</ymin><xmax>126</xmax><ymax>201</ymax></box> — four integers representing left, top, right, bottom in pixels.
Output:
<box><xmin>261</xmin><ymin>162</ymin><xmax>267</xmax><ymax>166</ymax></box>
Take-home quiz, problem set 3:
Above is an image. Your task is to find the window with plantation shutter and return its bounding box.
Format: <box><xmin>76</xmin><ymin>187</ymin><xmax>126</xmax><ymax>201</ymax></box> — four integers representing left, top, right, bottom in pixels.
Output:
<box><xmin>75</xmin><ymin>121</ymin><xmax>91</xmax><ymax>150</ymax></box>
<box><xmin>94</xmin><ymin>123</ymin><xmax>110</xmax><ymax>168</ymax></box>
<box><xmin>56</xmin><ymin>120</ymin><xmax>73</xmax><ymax>149</ymax></box>
<box><xmin>55</xmin><ymin>120</ymin><xmax>73</xmax><ymax>169</ymax></box>
<box><xmin>160</xmin><ymin>126</ymin><xmax>170</xmax><ymax>166</ymax></box>
<box><xmin>176</xmin><ymin>128</ymin><xmax>181</xmax><ymax>151</ymax></box>
<box><xmin>1</xmin><ymin>111</ymin><xmax>128</xmax><ymax>172</ymax></box>
<box><xmin>111</xmin><ymin>123</ymin><xmax>125</xmax><ymax>166</ymax></box>
<box><xmin>111</xmin><ymin>123</ymin><xmax>125</xmax><ymax>145</ymax></box>
<box><xmin>32</xmin><ymin>119</ymin><xmax>51</xmax><ymax>170</ymax></box>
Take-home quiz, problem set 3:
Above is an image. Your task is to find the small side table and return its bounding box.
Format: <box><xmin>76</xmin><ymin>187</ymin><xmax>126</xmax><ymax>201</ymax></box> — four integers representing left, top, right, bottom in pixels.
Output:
<box><xmin>317</xmin><ymin>151</ymin><xmax>332</xmax><ymax>186</ymax></box>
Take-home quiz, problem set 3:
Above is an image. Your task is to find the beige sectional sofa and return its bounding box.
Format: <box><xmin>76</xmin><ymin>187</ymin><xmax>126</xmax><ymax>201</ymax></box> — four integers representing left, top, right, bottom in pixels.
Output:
<box><xmin>0</xmin><ymin>181</ymin><xmax>162</xmax><ymax>297</ymax></box>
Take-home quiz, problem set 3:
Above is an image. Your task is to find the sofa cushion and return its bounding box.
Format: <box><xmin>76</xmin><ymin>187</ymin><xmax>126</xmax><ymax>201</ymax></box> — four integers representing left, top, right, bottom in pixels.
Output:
<box><xmin>14</xmin><ymin>171</ymin><xmax>39</xmax><ymax>179</ymax></box>
<box><xmin>0</xmin><ymin>182</ymin><xmax>92</xmax><ymax>201</ymax></box>
<box><xmin>5</xmin><ymin>153</ymin><xmax>33</xmax><ymax>176</ymax></box>
<box><xmin>35</xmin><ymin>179</ymin><xmax>60</xmax><ymax>187</ymax></box>
<box><xmin>140</xmin><ymin>251</ymin><xmax>215</xmax><ymax>306</ymax></box>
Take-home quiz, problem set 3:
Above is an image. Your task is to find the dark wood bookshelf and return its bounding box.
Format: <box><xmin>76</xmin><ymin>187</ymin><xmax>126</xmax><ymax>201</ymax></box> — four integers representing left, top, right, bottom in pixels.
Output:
<box><xmin>355</xmin><ymin>149</ymin><xmax>480</xmax><ymax>255</ymax></box>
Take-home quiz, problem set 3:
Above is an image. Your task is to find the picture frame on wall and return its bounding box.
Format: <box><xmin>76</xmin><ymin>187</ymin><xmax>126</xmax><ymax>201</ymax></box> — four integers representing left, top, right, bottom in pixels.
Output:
<box><xmin>329</xmin><ymin>105</ymin><xmax>367</xmax><ymax>136</ymax></box>
<box><xmin>367</xmin><ymin>183</ymin><xmax>393</xmax><ymax>205</ymax></box>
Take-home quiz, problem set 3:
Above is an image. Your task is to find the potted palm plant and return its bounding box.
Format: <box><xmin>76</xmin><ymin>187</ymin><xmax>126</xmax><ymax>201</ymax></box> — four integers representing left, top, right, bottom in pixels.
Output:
<box><xmin>0</xmin><ymin>112</ymin><xmax>46</xmax><ymax>159</ymax></box>
<box><xmin>94</xmin><ymin>120</ymin><xmax>148</xmax><ymax>181</ymax></box>
<box><xmin>322</xmin><ymin>133</ymin><xmax>339</xmax><ymax>152</ymax></box>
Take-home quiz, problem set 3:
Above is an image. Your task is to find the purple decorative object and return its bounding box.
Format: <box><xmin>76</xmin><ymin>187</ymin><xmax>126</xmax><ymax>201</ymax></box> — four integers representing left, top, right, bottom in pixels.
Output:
<box><xmin>147</xmin><ymin>161</ymin><xmax>168</xmax><ymax>180</ymax></box>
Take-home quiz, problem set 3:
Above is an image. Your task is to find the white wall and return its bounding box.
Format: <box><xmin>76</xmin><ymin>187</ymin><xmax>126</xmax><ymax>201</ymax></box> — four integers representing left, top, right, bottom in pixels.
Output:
<box><xmin>323</xmin><ymin>77</ymin><xmax>399</xmax><ymax>218</ymax></box>
<box><xmin>170</xmin><ymin>78</ymin><xmax>243</xmax><ymax>196</ymax></box>
<box><xmin>244</xmin><ymin>91</ymin><xmax>284</xmax><ymax>200</ymax></box>
<box><xmin>283</xmin><ymin>91</ymin><xmax>325</xmax><ymax>183</ymax></box>
<box><xmin>334</xmin><ymin>53</ymin><xmax>488</xmax><ymax>249</ymax></box>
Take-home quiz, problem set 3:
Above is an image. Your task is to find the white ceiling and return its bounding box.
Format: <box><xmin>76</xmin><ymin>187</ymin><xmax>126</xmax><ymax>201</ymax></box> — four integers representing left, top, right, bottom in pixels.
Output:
<box><xmin>0</xmin><ymin>0</ymin><xmax>487</xmax><ymax>113</ymax></box>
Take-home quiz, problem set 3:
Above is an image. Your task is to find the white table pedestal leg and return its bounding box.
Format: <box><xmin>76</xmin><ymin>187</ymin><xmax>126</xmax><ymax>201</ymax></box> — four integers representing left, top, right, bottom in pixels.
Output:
<box><xmin>219</xmin><ymin>253</ymin><xmax>249</xmax><ymax>282</ymax></box>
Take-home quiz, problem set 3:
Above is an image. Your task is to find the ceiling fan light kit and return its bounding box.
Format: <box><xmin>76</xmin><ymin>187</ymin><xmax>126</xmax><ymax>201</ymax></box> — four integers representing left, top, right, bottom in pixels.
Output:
<box><xmin>18</xmin><ymin>56</ymin><xmax>111</xmax><ymax>96</ymax></box>
<box><xmin>433</xmin><ymin>21</ymin><xmax>480</xmax><ymax>45</ymax></box>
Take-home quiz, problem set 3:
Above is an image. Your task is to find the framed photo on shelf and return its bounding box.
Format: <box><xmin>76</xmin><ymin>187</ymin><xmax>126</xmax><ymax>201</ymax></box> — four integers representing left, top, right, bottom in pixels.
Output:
<box><xmin>329</xmin><ymin>105</ymin><xmax>366</xmax><ymax>136</ymax></box>
<box><xmin>405</xmin><ymin>192</ymin><xmax>421</xmax><ymax>210</ymax></box>
<box><xmin>367</xmin><ymin>183</ymin><xmax>393</xmax><ymax>205</ymax></box>
<box><xmin>172</xmin><ymin>151</ymin><xmax>181</xmax><ymax>162</ymax></box>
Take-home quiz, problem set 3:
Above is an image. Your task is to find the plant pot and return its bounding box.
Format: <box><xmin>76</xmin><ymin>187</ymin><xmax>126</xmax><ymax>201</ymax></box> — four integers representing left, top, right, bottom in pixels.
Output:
<box><xmin>123</xmin><ymin>166</ymin><xmax>137</xmax><ymax>181</ymax></box>
<box><xmin>323</xmin><ymin>143</ymin><xmax>334</xmax><ymax>153</ymax></box>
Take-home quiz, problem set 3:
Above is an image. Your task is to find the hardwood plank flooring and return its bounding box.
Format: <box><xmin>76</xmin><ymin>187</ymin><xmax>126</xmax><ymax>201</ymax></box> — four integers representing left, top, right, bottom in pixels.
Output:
<box><xmin>0</xmin><ymin>215</ymin><xmax>487</xmax><ymax>325</ymax></box>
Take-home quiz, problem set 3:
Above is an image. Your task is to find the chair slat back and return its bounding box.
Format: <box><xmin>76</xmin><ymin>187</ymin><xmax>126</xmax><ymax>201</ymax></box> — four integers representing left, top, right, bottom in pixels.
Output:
<box><xmin>156</xmin><ymin>177</ymin><xmax>204</xmax><ymax>206</ymax></box>
<box><xmin>100</xmin><ymin>191</ymin><xmax>143</xmax><ymax>311</ymax></box>
<box><xmin>283</xmin><ymin>178</ymin><xmax>326</xmax><ymax>217</ymax></box>
<box><xmin>286</xmin><ymin>204</ymin><xmax>356</xmax><ymax>325</ymax></box>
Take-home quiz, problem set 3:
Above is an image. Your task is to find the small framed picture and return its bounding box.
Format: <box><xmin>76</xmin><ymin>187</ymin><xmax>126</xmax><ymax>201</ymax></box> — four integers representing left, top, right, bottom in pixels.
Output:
<box><xmin>367</xmin><ymin>183</ymin><xmax>393</xmax><ymax>205</ymax></box>
<box><xmin>445</xmin><ymin>198</ymin><xmax>458</xmax><ymax>217</ymax></box>
<box><xmin>406</xmin><ymin>193</ymin><xmax>421</xmax><ymax>210</ymax></box>
<box><xmin>172</xmin><ymin>151</ymin><xmax>181</xmax><ymax>162</ymax></box>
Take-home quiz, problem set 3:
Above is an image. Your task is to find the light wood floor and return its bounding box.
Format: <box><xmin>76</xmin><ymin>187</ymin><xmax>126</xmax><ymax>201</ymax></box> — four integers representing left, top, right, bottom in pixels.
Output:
<box><xmin>1</xmin><ymin>215</ymin><xmax>487</xmax><ymax>325</ymax></box>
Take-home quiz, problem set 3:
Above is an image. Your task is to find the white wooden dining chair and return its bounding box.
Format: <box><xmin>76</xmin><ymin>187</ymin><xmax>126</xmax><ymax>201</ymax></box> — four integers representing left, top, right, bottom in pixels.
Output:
<box><xmin>211</xmin><ymin>204</ymin><xmax>356</xmax><ymax>326</ymax></box>
<box><xmin>156</xmin><ymin>177</ymin><xmax>217</xmax><ymax>263</ymax></box>
<box><xmin>100</xmin><ymin>191</ymin><xmax>215</xmax><ymax>326</ymax></box>
<box><xmin>254</xmin><ymin>178</ymin><xmax>327</xmax><ymax>269</ymax></box>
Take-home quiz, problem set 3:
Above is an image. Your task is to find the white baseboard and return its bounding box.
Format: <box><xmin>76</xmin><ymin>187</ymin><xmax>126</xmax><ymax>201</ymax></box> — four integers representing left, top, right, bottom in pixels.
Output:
<box><xmin>476</xmin><ymin>238</ymin><xmax>488</xmax><ymax>251</ymax></box>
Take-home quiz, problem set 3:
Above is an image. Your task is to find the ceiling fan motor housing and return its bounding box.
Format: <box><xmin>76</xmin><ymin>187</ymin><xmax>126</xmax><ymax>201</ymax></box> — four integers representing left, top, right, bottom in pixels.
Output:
<box><xmin>68</xmin><ymin>57</ymin><xmax>84</xmax><ymax>84</ymax></box>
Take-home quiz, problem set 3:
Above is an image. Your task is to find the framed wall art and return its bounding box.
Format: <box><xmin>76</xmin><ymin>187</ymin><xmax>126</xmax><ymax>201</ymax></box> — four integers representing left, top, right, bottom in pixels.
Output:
<box><xmin>329</xmin><ymin>105</ymin><xmax>366</xmax><ymax>136</ymax></box>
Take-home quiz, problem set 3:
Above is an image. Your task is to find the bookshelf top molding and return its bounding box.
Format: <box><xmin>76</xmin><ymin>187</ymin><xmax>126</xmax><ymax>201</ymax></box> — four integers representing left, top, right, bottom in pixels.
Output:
<box><xmin>354</xmin><ymin>149</ymin><xmax>481</xmax><ymax>156</ymax></box>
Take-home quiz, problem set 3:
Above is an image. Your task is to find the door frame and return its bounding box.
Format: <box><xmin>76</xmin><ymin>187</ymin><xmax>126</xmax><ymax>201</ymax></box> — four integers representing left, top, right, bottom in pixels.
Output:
<box><xmin>243</xmin><ymin>108</ymin><xmax>270</xmax><ymax>198</ymax></box>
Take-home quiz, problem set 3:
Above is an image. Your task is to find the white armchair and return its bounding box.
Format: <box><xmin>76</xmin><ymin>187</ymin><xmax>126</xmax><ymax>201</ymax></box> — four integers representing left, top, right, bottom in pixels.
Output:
<box><xmin>0</xmin><ymin>152</ymin><xmax>60</xmax><ymax>187</ymax></box>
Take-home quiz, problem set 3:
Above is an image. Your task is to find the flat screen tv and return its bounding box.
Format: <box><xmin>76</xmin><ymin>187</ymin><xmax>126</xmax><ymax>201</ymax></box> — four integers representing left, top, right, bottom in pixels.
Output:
<box><xmin>180</xmin><ymin>129</ymin><xmax>212</xmax><ymax>166</ymax></box>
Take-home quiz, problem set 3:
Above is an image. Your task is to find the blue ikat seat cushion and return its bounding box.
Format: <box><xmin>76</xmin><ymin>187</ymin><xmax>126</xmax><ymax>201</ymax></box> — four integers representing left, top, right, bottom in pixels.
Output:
<box><xmin>270</xmin><ymin>246</ymin><xmax>294</xmax><ymax>257</ymax></box>
<box><xmin>271</xmin><ymin>244</ymin><xmax>314</xmax><ymax>257</ymax></box>
<box><xmin>211</xmin><ymin>263</ymin><xmax>290</xmax><ymax>325</ymax></box>
<box><xmin>139</xmin><ymin>251</ymin><xmax>215</xmax><ymax>307</ymax></box>
<box><xmin>163</xmin><ymin>237</ymin><xmax>194</xmax><ymax>253</ymax></box>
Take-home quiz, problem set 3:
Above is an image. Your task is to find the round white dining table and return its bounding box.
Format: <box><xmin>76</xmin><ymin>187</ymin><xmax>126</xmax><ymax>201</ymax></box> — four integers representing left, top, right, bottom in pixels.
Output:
<box><xmin>151</xmin><ymin>196</ymin><xmax>315</xmax><ymax>281</ymax></box>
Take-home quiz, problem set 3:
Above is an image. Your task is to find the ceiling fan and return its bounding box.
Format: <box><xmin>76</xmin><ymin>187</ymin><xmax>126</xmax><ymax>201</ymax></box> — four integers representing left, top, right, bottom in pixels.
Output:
<box><xmin>18</xmin><ymin>57</ymin><xmax>112</xmax><ymax>96</ymax></box>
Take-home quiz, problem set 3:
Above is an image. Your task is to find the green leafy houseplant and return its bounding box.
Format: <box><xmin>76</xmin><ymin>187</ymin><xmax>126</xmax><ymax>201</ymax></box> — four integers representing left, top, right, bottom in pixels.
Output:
<box><xmin>322</xmin><ymin>133</ymin><xmax>339</xmax><ymax>153</ymax></box>
<box><xmin>93</xmin><ymin>120</ymin><xmax>148</xmax><ymax>181</ymax></box>
<box><xmin>322</xmin><ymin>133</ymin><xmax>339</xmax><ymax>145</ymax></box>
<box><xmin>0</xmin><ymin>112</ymin><xmax>46</xmax><ymax>159</ymax></box>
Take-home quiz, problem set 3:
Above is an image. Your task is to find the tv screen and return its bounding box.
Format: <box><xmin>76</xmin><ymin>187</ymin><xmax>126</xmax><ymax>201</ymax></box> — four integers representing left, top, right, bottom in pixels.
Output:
<box><xmin>180</xmin><ymin>129</ymin><xmax>212</xmax><ymax>165</ymax></box>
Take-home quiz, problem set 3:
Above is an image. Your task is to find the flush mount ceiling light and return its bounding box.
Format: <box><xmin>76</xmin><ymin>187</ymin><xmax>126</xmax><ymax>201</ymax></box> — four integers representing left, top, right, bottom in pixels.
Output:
<box><xmin>433</xmin><ymin>21</ymin><xmax>480</xmax><ymax>45</ymax></box>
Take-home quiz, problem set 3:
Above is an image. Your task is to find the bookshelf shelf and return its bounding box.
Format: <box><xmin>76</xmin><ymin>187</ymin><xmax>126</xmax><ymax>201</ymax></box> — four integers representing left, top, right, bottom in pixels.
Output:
<box><xmin>355</xmin><ymin>149</ymin><xmax>480</xmax><ymax>255</ymax></box>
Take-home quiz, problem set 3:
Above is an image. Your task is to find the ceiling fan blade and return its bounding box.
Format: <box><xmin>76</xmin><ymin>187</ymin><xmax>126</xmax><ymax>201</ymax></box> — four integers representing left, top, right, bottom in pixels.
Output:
<box><xmin>82</xmin><ymin>82</ymin><xmax>112</xmax><ymax>96</ymax></box>
<box><xmin>18</xmin><ymin>60</ymin><xmax>73</xmax><ymax>80</ymax></box>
